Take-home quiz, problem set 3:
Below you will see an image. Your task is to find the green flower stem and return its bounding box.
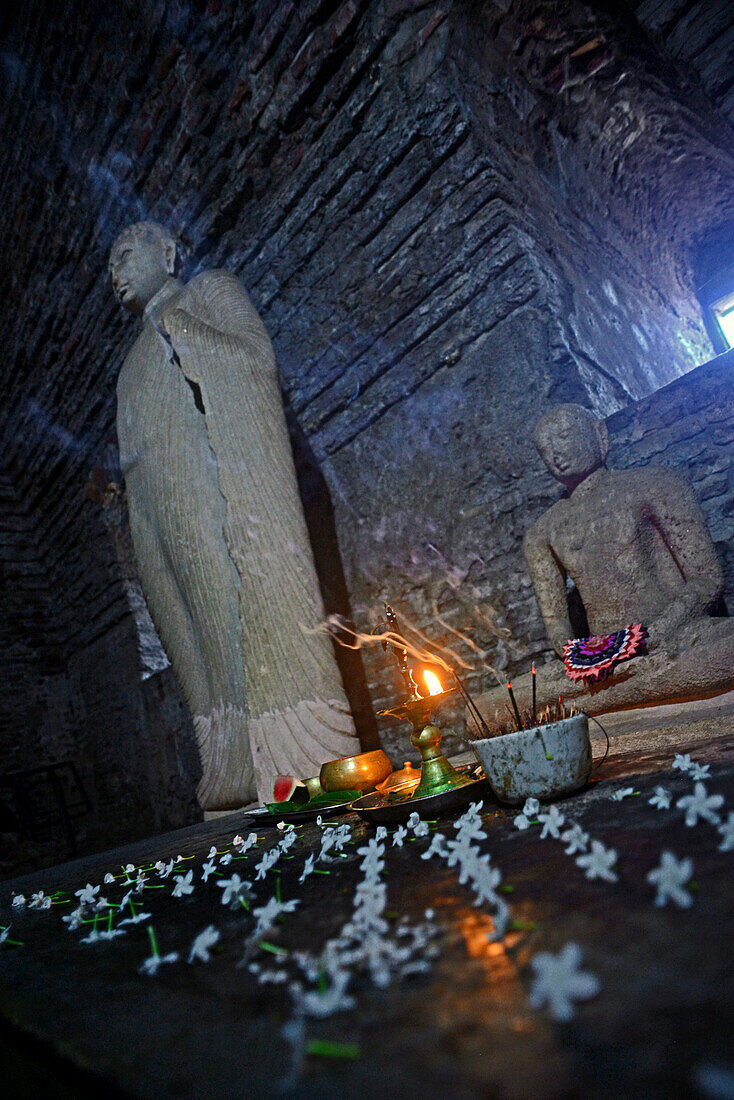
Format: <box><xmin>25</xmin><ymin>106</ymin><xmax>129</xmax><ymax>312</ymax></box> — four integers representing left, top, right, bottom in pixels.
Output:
<box><xmin>147</xmin><ymin>925</ymin><xmax>159</xmax><ymax>958</ymax></box>
<box><xmin>306</xmin><ymin>1040</ymin><xmax>361</xmax><ymax>1060</ymax></box>
<box><xmin>259</xmin><ymin>941</ymin><xmax>288</xmax><ymax>956</ymax></box>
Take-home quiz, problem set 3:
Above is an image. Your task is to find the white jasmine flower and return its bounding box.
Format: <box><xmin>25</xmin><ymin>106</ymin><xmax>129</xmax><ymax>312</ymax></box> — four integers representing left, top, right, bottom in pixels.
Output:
<box><xmin>316</xmin><ymin>822</ymin><xmax>349</xmax><ymax>862</ymax></box>
<box><xmin>690</xmin><ymin>763</ymin><xmax>711</xmax><ymax>781</ymax></box>
<box><xmin>297</xmin><ymin>969</ymin><xmax>354</xmax><ymax>1017</ymax></box>
<box><xmin>154</xmin><ymin>860</ymin><xmax>165</xmax><ymax>873</ymax></box>
<box><xmin>489</xmin><ymin>897</ymin><xmax>511</xmax><ymax>941</ymax></box>
<box><xmin>646</xmin><ymin>851</ymin><xmax>693</xmax><ymax>908</ymax></box>
<box><xmin>217</xmin><ymin>874</ymin><xmax>252</xmax><ymax>908</ymax></box>
<box><xmin>413</xmin><ymin>820</ymin><xmax>430</xmax><ymax>838</ymax></box>
<box><xmin>421</xmin><ymin>833</ymin><xmax>449</xmax><ymax>860</ymax></box>
<box><xmin>316</xmin><ymin>815</ymin><xmax>323</xmax><ymax>826</ymax></box>
<box><xmin>276</xmin><ymin>821</ymin><xmax>287</xmax><ymax>831</ymax></box>
<box><xmin>299</xmin><ymin>854</ymin><xmax>315</xmax><ymax>883</ymax></box>
<box><xmin>207</xmin><ymin>847</ymin><xmax>217</xmax><ymax>860</ymax></box>
<box><xmin>453</xmin><ymin>804</ymin><xmax>487</xmax><ymax>844</ymax></box>
<box><xmin>470</xmin><ymin>861</ymin><xmax>502</xmax><ymax>906</ymax></box>
<box><xmin>242</xmin><ymin>832</ymin><xmax>258</xmax><ymax>852</ymax></box>
<box><xmin>175</xmin><ymin>855</ymin><xmax>184</xmax><ymax>863</ymax></box>
<box><xmin>279</xmin><ymin>830</ymin><xmax>297</xmax><ymax>853</ymax></box>
<box><xmin>75</xmin><ymin>883</ymin><xmax>100</xmax><ymax>907</ymax></box>
<box><xmin>522</xmin><ymin>798</ymin><xmax>540</xmax><ymax>817</ymax></box>
<box><xmin>392</xmin><ymin>825</ymin><xmax>408</xmax><ymax>847</ymax></box>
<box><xmin>94</xmin><ymin>896</ymin><xmax>111</xmax><ymax>912</ymax></box>
<box><xmin>80</xmin><ymin>925</ymin><xmax>126</xmax><ymax>944</ymax></box>
<box><xmin>232</xmin><ymin>835</ymin><xmax>245</xmax><ymax>850</ymax></box>
<box><xmin>252</xmin><ymin>896</ymin><xmax>299</xmax><ymax>939</ymax></box>
<box><xmin>255</xmin><ymin>847</ymin><xmax>281</xmax><ymax>879</ymax></box>
<box><xmin>104</xmin><ymin>873</ymin><xmax>115</xmax><ymax>884</ymax></box>
<box><xmin>124</xmin><ymin>863</ymin><xmax>135</xmax><ymax>874</ymax></box>
<box><xmin>140</xmin><ymin>951</ymin><xmax>179</xmax><ymax>975</ymax></box>
<box><xmin>118</xmin><ymin>912</ymin><xmax>152</xmax><ymax>926</ymax></box>
<box><xmin>649</xmin><ymin>786</ymin><xmax>672</xmax><ymax>810</ymax></box>
<box><xmin>0</xmin><ymin>926</ymin><xmax>11</xmax><ymax>944</ymax></box>
<box><xmin>219</xmin><ymin>852</ymin><xmax>233</xmax><ymax>865</ymax></box>
<box><xmin>673</xmin><ymin>753</ymin><xmax>694</xmax><ymax>773</ymax></box>
<box><xmin>717</xmin><ymin>812</ymin><xmax>734</xmax><ymax>852</ymax></box>
<box><xmin>406</xmin><ymin>812</ymin><xmax>422</xmax><ymax>831</ymax></box>
<box><xmin>538</xmin><ymin>805</ymin><xmax>565</xmax><ymax>839</ymax></box>
<box><xmin>677</xmin><ymin>783</ymin><xmax>724</xmax><ymax>827</ymax></box>
<box><xmin>172</xmin><ymin>870</ymin><xmax>195</xmax><ymax>898</ymax></box>
<box><xmin>201</xmin><ymin>859</ymin><xmax>217</xmax><ymax>882</ymax></box>
<box><xmin>11</xmin><ymin>894</ymin><xmax>25</xmax><ymax>909</ymax></box>
<box><xmin>62</xmin><ymin>907</ymin><xmax>85</xmax><ymax>931</ymax></box>
<box><xmin>260</xmin><ymin>969</ymin><xmax>289</xmax><ymax>984</ymax></box>
<box><xmin>357</xmin><ymin>840</ymin><xmax>385</xmax><ymax>876</ymax></box>
<box><xmin>576</xmin><ymin>840</ymin><xmax>618</xmax><ymax>882</ymax></box>
<box><xmin>280</xmin><ymin>1011</ymin><xmax>306</xmax><ymax>1090</ymax></box>
<box><xmin>318</xmin><ymin>831</ymin><xmax>337</xmax><ymax>862</ymax></box>
<box><xmin>29</xmin><ymin>891</ymin><xmax>51</xmax><ymax>910</ymax></box>
<box><xmin>134</xmin><ymin>872</ymin><xmax>147</xmax><ymax>892</ymax></box>
<box><xmin>513</xmin><ymin>812</ymin><xmax>532</xmax><ymax>831</ymax></box>
<box><xmin>529</xmin><ymin>943</ymin><xmax>600</xmax><ymax>1021</ymax></box>
<box><xmin>560</xmin><ymin>824</ymin><xmax>589</xmax><ymax>855</ymax></box>
<box><xmin>375</xmin><ymin>826</ymin><xmax>387</xmax><ymax>842</ymax></box>
<box><xmin>610</xmin><ymin>787</ymin><xmax>634</xmax><ymax>802</ymax></box>
<box><xmin>158</xmin><ymin>859</ymin><xmax>175</xmax><ymax>879</ymax></box>
<box><xmin>188</xmin><ymin>924</ymin><xmax>220</xmax><ymax>962</ymax></box>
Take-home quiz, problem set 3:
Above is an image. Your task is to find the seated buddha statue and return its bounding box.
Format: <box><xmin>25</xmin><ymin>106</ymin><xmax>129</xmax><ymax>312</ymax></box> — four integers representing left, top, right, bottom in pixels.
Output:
<box><xmin>475</xmin><ymin>403</ymin><xmax>734</xmax><ymax>728</ymax></box>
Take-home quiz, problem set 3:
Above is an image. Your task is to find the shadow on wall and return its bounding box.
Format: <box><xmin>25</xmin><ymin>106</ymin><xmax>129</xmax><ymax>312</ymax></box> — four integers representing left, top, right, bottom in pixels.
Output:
<box><xmin>287</xmin><ymin>407</ymin><xmax>380</xmax><ymax>751</ymax></box>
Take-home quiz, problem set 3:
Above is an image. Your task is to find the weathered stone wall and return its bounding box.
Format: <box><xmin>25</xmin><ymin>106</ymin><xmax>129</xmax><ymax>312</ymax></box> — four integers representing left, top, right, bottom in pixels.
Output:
<box><xmin>608</xmin><ymin>347</ymin><xmax>734</xmax><ymax>613</ymax></box>
<box><xmin>631</xmin><ymin>0</ymin><xmax>734</xmax><ymax>127</ymax></box>
<box><xmin>1</xmin><ymin>0</ymin><xmax>733</xmax><ymax>838</ymax></box>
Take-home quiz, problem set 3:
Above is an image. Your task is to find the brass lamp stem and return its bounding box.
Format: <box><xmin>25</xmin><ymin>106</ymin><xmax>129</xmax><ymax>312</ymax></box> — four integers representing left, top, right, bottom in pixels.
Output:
<box><xmin>410</xmin><ymin>717</ymin><xmax>473</xmax><ymax>799</ymax></box>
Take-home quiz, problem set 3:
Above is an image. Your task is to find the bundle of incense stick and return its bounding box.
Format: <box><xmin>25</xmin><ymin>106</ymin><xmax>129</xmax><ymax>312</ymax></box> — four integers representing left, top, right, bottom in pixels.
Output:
<box><xmin>450</xmin><ymin>669</ymin><xmax>494</xmax><ymax>740</ymax></box>
<box><xmin>498</xmin><ymin>694</ymin><xmax>578</xmax><ymax>736</ymax></box>
<box><xmin>452</xmin><ymin>667</ymin><xmax>577</xmax><ymax>740</ymax></box>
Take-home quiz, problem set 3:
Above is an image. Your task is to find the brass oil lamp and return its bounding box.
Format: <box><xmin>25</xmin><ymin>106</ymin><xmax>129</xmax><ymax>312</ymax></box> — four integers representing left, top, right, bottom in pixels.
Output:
<box><xmin>378</xmin><ymin>605</ymin><xmax>473</xmax><ymax>800</ymax></box>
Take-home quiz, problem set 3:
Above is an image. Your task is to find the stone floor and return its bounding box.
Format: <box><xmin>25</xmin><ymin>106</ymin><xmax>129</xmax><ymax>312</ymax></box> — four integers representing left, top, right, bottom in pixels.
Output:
<box><xmin>1</xmin><ymin>697</ymin><xmax>733</xmax><ymax>1099</ymax></box>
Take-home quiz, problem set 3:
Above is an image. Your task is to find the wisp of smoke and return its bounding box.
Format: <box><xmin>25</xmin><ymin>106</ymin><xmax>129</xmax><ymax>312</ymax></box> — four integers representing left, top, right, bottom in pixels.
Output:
<box><xmin>301</xmin><ymin>611</ymin><xmax>506</xmax><ymax>690</ymax></box>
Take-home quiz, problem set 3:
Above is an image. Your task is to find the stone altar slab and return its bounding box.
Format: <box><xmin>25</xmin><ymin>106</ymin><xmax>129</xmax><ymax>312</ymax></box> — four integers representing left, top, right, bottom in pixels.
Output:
<box><xmin>1</xmin><ymin>707</ymin><xmax>733</xmax><ymax>1099</ymax></box>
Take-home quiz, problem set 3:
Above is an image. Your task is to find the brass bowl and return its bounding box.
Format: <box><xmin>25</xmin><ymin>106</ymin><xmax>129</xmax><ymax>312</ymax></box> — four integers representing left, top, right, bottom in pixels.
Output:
<box><xmin>320</xmin><ymin>749</ymin><xmax>393</xmax><ymax>793</ymax></box>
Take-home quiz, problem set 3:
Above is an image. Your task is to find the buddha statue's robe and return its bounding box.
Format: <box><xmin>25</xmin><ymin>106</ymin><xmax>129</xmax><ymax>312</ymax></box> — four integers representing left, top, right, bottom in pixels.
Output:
<box><xmin>117</xmin><ymin>270</ymin><xmax>359</xmax><ymax>808</ymax></box>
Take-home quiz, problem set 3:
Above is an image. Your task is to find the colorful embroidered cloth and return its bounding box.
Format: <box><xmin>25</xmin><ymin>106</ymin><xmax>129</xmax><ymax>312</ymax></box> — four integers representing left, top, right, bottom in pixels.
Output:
<box><xmin>563</xmin><ymin>623</ymin><xmax>648</xmax><ymax>683</ymax></box>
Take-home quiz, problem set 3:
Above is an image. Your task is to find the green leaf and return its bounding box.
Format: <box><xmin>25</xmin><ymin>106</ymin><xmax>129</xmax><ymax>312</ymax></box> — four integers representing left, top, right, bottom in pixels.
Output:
<box><xmin>265</xmin><ymin>790</ymin><xmax>360</xmax><ymax>814</ymax></box>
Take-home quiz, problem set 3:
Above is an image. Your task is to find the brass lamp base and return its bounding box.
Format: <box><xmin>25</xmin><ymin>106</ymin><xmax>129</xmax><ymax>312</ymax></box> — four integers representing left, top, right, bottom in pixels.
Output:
<box><xmin>380</xmin><ymin>688</ymin><xmax>472</xmax><ymax>800</ymax></box>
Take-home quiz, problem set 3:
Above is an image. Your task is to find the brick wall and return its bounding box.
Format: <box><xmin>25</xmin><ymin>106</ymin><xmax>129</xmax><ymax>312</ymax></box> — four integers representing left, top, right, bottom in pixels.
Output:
<box><xmin>1</xmin><ymin>0</ymin><xmax>733</xmax><ymax>840</ymax></box>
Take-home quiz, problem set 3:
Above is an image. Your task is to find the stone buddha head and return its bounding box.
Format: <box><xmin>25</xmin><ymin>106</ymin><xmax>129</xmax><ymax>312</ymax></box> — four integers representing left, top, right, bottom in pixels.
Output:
<box><xmin>109</xmin><ymin>221</ymin><xmax>178</xmax><ymax>317</ymax></box>
<box><xmin>533</xmin><ymin>403</ymin><xmax>609</xmax><ymax>492</ymax></box>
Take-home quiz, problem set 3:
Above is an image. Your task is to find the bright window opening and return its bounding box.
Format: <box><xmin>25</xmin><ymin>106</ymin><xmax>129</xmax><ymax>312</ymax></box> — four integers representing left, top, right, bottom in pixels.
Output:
<box><xmin>712</xmin><ymin>291</ymin><xmax>734</xmax><ymax>349</ymax></box>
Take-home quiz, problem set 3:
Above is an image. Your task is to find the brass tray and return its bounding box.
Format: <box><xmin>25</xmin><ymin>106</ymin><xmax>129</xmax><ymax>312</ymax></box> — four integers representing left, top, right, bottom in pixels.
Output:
<box><xmin>244</xmin><ymin>800</ymin><xmax>356</xmax><ymax>826</ymax></box>
<box><xmin>351</xmin><ymin>766</ymin><xmax>488</xmax><ymax>825</ymax></box>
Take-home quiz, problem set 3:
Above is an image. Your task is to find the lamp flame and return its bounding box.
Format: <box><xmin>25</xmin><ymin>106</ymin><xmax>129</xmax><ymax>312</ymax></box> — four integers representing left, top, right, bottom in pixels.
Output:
<box><xmin>423</xmin><ymin>669</ymin><xmax>443</xmax><ymax>696</ymax></box>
